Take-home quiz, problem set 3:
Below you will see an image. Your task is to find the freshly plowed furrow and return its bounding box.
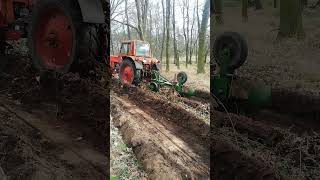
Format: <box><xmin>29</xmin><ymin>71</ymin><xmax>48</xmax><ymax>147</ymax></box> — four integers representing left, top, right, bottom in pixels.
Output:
<box><xmin>111</xmin><ymin>93</ymin><xmax>210</xmax><ymax>180</ymax></box>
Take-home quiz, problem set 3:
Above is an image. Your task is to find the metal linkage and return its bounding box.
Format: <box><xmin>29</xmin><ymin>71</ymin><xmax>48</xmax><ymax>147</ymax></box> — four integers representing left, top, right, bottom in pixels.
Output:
<box><xmin>148</xmin><ymin>70</ymin><xmax>194</xmax><ymax>97</ymax></box>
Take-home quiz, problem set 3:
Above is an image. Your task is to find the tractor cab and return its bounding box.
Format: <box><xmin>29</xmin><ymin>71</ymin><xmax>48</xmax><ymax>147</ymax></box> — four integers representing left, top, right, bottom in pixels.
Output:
<box><xmin>118</xmin><ymin>40</ymin><xmax>160</xmax><ymax>69</ymax></box>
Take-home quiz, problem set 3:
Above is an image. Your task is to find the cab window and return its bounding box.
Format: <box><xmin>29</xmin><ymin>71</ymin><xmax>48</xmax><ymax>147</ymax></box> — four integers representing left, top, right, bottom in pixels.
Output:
<box><xmin>120</xmin><ymin>43</ymin><xmax>130</xmax><ymax>54</ymax></box>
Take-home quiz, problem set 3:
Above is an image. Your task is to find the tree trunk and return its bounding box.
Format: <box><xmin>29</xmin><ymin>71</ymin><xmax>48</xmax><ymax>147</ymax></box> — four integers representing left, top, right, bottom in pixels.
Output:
<box><xmin>303</xmin><ymin>0</ymin><xmax>308</xmax><ymax>7</ymax></box>
<box><xmin>255</xmin><ymin>0</ymin><xmax>263</xmax><ymax>10</ymax></box>
<box><xmin>165</xmin><ymin>0</ymin><xmax>171</xmax><ymax>72</ymax></box>
<box><xmin>214</xmin><ymin>0</ymin><xmax>223</xmax><ymax>24</ymax></box>
<box><xmin>125</xmin><ymin>0</ymin><xmax>131</xmax><ymax>40</ymax></box>
<box><xmin>160</xmin><ymin>0</ymin><xmax>166</xmax><ymax>62</ymax></box>
<box><xmin>242</xmin><ymin>0</ymin><xmax>248</xmax><ymax>22</ymax></box>
<box><xmin>172</xmin><ymin>0</ymin><xmax>180</xmax><ymax>68</ymax></box>
<box><xmin>197</xmin><ymin>0</ymin><xmax>209</xmax><ymax>73</ymax></box>
<box><xmin>135</xmin><ymin>0</ymin><xmax>145</xmax><ymax>40</ymax></box>
<box><xmin>182</xmin><ymin>0</ymin><xmax>189</xmax><ymax>67</ymax></box>
<box><xmin>278</xmin><ymin>0</ymin><xmax>305</xmax><ymax>40</ymax></box>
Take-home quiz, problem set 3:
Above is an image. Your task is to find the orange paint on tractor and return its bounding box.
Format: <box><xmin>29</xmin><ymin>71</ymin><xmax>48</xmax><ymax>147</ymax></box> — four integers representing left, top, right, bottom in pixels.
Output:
<box><xmin>110</xmin><ymin>40</ymin><xmax>160</xmax><ymax>74</ymax></box>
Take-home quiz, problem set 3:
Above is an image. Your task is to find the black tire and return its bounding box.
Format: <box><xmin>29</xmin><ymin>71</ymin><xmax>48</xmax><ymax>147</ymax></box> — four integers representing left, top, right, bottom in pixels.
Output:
<box><xmin>177</xmin><ymin>71</ymin><xmax>188</xmax><ymax>84</ymax></box>
<box><xmin>71</xmin><ymin>24</ymin><xmax>103</xmax><ymax>77</ymax></box>
<box><xmin>119</xmin><ymin>58</ymin><xmax>140</xmax><ymax>85</ymax></box>
<box><xmin>213</xmin><ymin>32</ymin><xmax>248</xmax><ymax>70</ymax></box>
<box><xmin>0</xmin><ymin>28</ymin><xmax>6</xmax><ymax>55</ymax></box>
<box><xmin>28</xmin><ymin>0</ymin><xmax>102</xmax><ymax>75</ymax></box>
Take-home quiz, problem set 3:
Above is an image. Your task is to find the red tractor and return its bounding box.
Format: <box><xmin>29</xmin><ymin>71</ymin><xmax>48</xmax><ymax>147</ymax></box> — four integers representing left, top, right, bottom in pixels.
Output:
<box><xmin>0</xmin><ymin>0</ymin><xmax>108</xmax><ymax>74</ymax></box>
<box><xmin>110</xmin><ymin>40</ymin><xmax>160</xmax><ymax>85</ymax></box>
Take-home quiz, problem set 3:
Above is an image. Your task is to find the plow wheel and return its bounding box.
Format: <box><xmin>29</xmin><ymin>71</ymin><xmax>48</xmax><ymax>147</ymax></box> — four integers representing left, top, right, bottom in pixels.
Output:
<box><xmin>29</xmin><ymin>0</ymin><xmax>102</xmax><ymax>74</ymax></box>
<box><xmin>177</xmin><ymin>71</ymin><xmax>188</xmax><ymax>84</ymax></box>
<box><xmin>213</xmin><ymin>32</ymin><xmax>248</xmax><ymax>70</ymax></box>
<box><xmin>119</xmin><ymin>59</ymin><xmax>140</xmax><ymax>85</ymax></box>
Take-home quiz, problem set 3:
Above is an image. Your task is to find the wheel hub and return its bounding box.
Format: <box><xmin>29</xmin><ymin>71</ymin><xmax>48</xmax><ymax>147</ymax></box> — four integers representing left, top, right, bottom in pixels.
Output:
<box><xmin>121</xmin><ymin>65</ymin><xmax>134</xmax><ymax>84</ymax></box>
<box><xmin>34</xmin><ymin>7</ymin><xmax>73</xmax><ymax>70</ymax></box>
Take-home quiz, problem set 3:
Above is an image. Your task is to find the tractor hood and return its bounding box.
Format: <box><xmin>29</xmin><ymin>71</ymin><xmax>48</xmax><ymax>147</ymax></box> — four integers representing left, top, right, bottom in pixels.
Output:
<box><xmin>136</xmin><ymin>56</ymin><xmax>160</xmax><ymax>65</ymax></box>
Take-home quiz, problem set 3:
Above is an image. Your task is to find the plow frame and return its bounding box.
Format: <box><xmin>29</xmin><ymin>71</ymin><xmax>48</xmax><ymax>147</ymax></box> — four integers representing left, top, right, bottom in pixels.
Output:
<box><xmin>148</xmin><ymin>70</ymin><xmax>194</xmax><ymax>97</ymax></box>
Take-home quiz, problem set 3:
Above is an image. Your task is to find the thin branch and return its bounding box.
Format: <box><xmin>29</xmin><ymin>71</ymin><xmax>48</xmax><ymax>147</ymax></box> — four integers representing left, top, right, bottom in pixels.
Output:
<box><xmin>111</xmin><ymin>19</ymin><xmax>139</xmax><ymax>32</ymax></box>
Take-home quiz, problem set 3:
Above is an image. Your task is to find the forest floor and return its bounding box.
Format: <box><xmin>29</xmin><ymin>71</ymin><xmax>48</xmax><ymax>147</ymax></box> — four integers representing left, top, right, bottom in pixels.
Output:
<box><xmin>210</xmin><ymin>0</ymin><xmax>320</xmax><ymax>179</ymax></box>
<box><xmin>0</xmin><ymin>52</ymin><xmax>109</xmax><ymax>180</ymax></box>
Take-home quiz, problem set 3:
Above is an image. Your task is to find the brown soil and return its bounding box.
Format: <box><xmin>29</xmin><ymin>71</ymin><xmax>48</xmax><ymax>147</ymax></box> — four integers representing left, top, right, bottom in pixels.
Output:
<box><xmin>0</xmin><ymin>55</ymin><xmax>109</xmax><ymax>179</ymax></box>
<box><xmin>0</xmin><ymin>98</ymin><xmax>107</xmax><ymax>180</ymax></box>
<box><xmin>111</xmin><ymin>81</ymin><xmax>210</xmax><ymax>179</ymax></box>
<box><xmin>210</xmin><ymin>2</ymin><xmax>320</xmax><ymax>178</ymax></box>
<box><xmin>211</xmin><ymin>108</ymin><xmax>320</xmax><ymax>179</ymax></box>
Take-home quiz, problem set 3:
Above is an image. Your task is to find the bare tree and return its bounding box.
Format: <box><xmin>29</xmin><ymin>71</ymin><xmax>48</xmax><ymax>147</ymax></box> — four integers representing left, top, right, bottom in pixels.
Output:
<box><xmin>165</xmin><ymin>0</ymin><xmax>171</xmax><ymax>71</ymax></box>
<box><xmin>135</xmin><ymin>0</ymin><xmax>144</xmax><ymax>41</ymax></box>
<box><xmin>242</xmin><ymin>0</ymin><xmax>248</xmax><ymax>22</ymax></box>
<box><xmin>197</xmin><ymin>0</ymin><xmax>209</xmax><ymax>73</ymax></box>
<box><xmin>160</xmin><ymin>0</ymin><xmax>166</xmax><ymax>62</ymax></box>
<box><xmin>214</xmin><ymin>0</ymin><xmax>223</xmax><ymax>24</ymax></box>
<box><xmin>254</xmin><ymin>0</ymin><xmax>263</xmax><ymax>10</ymax></box>
<box><xmin>172</xmin><ymin>0</ymin><xmax>180</xmax><ymax>68</ymax></box>
<box><xmin>278</xmin><ymin>0</ymin><xmax>305</xmax><ymax>39</ymax></box>
<box><xmin>124</xmin><ymin>0</ymin><xmax>131</xmax><ymax>39</ymax></box>
<box><xmin>182</xmin><ymin>0</ymin><xmax>190</xmax><ymax>67</ymax></box>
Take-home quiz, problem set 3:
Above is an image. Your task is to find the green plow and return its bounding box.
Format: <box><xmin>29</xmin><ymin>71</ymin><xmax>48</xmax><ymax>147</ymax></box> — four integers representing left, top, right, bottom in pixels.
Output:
<box><xmin>147</xmin><ymin>70</ymin><xmax>195</xmax><ymax>97</ymax></box>
<box><xmin>212</xmin><ymin>32</ymin><xmax>271</xmax><ymax>108</ymax></box>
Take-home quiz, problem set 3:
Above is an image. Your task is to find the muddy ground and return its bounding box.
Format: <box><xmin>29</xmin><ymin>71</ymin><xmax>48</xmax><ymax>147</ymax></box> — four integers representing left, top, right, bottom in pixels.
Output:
<box><xmin>0</xmin><ymin>54</ymin><xmax>109</xmax><ymax>179</ymax></box>
<box><xmin>210</xmin><ymin>0</ymin><xmax>320</xmax><ymax>179</ymax></box>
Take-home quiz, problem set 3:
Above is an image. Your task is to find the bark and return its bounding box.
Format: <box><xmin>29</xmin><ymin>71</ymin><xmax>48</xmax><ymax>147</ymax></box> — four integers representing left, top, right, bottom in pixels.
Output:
<box><xmin>182</xmin><ymin>0</ymin><xmax>190</xmax><ymax>67</ymax></box>
<box><xmin>135</xmin><ymin>0</ymin><xmax>145</xmax><ymax>40</ymax></box>
<box><xmin>278</xmin><ymin>0</ymin><xmax>305</xmax><ymax>40</ymax></box>
<box><xmin>125</xmin><ymin>0</ymin><xmax>131</xmax><ymax>40</ymax></box>
<box><xmin>165</xmin><ymin>0</ymin><xmax>171</xmax><ymax>72</ymax></box>
<box><xmin>242</xmin><ymin>0</ymin><xmax>248</xmax><ymax>22</ymax></box>
<box><xmin>214</xmin><ymin>0</ymin><xmax>223</xmax><ymax>24</ymax></box>
<box><xmin>172</xmin><ymin>0</ymin><xmax>180</xmax><ymax>68</ymax></box>
<box><xmin>189</xmin><ymin>6</ymin><xmax>196</xmax><ymax>65</ymax></box>
<box><xmin>197</xmin><ymin>0</ymin><xmax>209</xmax><ymax>73</ymax></box>
<box><xmin>255</xmin><ymin>0</ymin><xmax>263</xmax><ymax>10</ymax></box>
<box><xmin>160</xmin><ymin>0</ymin><xmax>166</xmax><ymax>62</ymax></box>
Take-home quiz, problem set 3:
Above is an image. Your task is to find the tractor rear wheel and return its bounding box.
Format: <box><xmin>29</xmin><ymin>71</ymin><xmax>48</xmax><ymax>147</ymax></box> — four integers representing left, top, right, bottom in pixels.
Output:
<box><xmin>119</xmin><ymin>59</ymin><xmax>136</xmax><ymax>85</ymax></box>
<box><xmin>29</xmin><ymin>0</ymin><xmax>102</xmax><ymax>75</ymax></box>
<box><xmin>119</xmin><ymin>59</ymin><xmax>141</xmax><ymax>85</ymax></box>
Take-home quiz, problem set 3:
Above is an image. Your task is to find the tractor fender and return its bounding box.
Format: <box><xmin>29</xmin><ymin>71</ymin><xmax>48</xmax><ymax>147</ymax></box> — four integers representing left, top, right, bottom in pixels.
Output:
<box><xmin>77</xmin><ymin>0</ymin><xmax>105</xmax><ymax>23</ymax></box>
<box><xmin>134</xmin><ymin>61</ymin><xmax>143</xmax><ymax>70</ymax></box>
<box><xmin>123</xmin><ymin>57</ymin><xmax>143</xmax><ymax>70</ymax></box>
